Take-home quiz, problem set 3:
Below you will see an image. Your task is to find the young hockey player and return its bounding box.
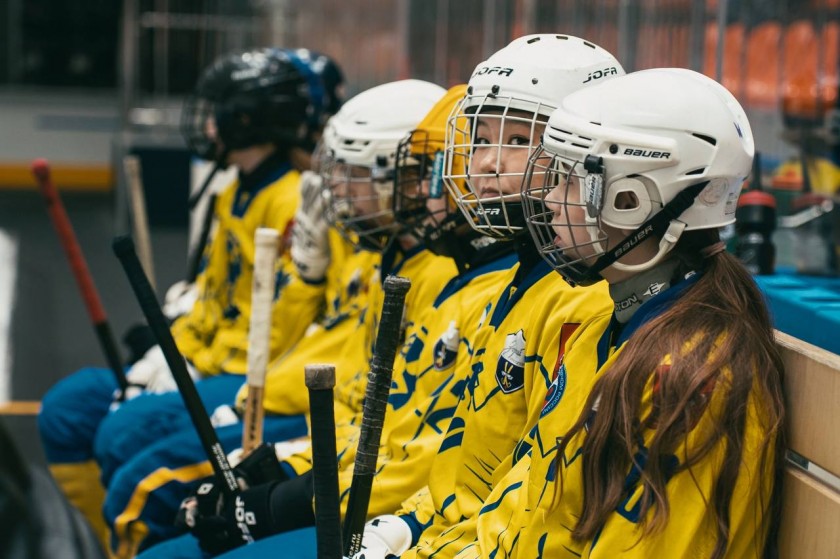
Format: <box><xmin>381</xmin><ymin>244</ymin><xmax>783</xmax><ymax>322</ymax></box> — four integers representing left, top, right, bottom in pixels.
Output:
<box><xmin>347</xmin><ymin>35</ymin><xmax>620</xmax><ymax>559</ymax></box>
<box><xmin>465</xmin><ymin>68</ymin><xmax>785</xmax><ymax>559</ymax></box>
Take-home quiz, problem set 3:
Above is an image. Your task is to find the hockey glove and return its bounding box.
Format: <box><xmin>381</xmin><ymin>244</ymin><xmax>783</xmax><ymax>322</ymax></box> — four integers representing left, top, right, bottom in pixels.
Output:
<box><xmin>122</xmin><ymin>345</ymin><xmax>199</xmax><ymax>397</ymax></box>
<box><xmin>162</xmin><ymin>280</ymin><xmax>199</xmax><ymax>320</ymax></box>
<box><xmin>290</xmin><ymin>171</ymin><xmax>331</xmax><ymax>283</ymax></box>
<box><xmin>121</xmin><ymin>323</ymin><xmax>157</xmax><ymax>365</ymax></box>
<box><xmin>178</xmin><ymin>479</ymin><xmax>280</xmax><ymax>555</ymax></box>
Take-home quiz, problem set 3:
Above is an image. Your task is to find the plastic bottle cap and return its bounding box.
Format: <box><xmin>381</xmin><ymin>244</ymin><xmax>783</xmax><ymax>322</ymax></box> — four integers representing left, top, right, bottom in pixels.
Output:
<box><xmin>737</xmin><ymin>190</ymin><xmax>777</xmax><ymax>208</ymax></box>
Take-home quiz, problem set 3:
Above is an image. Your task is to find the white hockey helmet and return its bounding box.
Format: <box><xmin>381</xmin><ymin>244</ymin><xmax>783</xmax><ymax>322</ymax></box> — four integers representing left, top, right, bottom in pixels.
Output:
<box><xmin>444</xmin><ymin>34</ymin><xmax>624</xmax><ymax>239</ymax></box>
<box><xmin>523</xmin><ymin>68</ymin><xmax>755</xmax><ymax>285</ymax></box>
<box><xmin>320</xmin><ymin>79</ymin><xmax>446</xmax><ymax>250</ymax></box>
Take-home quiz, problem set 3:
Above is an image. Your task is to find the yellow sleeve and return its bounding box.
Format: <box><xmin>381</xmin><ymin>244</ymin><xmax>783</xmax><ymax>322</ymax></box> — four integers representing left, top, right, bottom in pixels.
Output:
<box><xmin>580</xmin><ymin>380</ymin><xmax>775</xmax><ymax>558</ymax></box>
<box><xmin>508</xmin><ymin>334</ymin><xmax>776</xmax><ymax>559</ymax></box>
<box><xmin>240</xmin><ymin>249</ymin><xmax>380</xmax><ymax>414</ymax></box>
<box><xmin>268</xmin><ymin>230</ymin><xmax>354</xmax><ymax>358</ymax></box>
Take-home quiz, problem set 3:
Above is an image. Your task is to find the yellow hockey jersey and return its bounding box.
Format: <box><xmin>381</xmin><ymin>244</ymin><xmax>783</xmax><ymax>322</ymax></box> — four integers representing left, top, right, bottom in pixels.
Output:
<box><xmin>171</xmin><ymin>162</ymin><xmax>300</xmax><ymax>376</ymax></box>
<box><xmin>238</xmin><ymin>243</ymin><xmax>382</xmax><ymax>416</ymax></box>
<box><xmin>332</xmin><ymin>252</ymin><xmax>519</xmax><ymax>517</ymax></box>
<box><xmin>282</xmin><ymin>244</ymin><xmax>459</xmax><ymax>475</ymax></box>
<box><xmin>471</xmin><ymin>278</ymin><xmax>777</xmax><ymax>559</ymax></box>
<box><xmin>268</xmin><ymin>228</ymin><xmax>359</xmax><ymax>359</ymax></box>
<box><xmin>397</xmin><ymin>261</ymin><xmax>612</xmax><ymax>559</ymax></box>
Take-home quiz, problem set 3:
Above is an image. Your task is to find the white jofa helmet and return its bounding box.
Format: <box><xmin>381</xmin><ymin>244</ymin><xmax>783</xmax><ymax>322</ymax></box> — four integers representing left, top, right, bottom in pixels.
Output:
<box><xmin>444</xmin><ymin>34</ymin><xmax>625</xmax><ymax>239</ymax></box>
<box><xmin>320</xmin><ymin>79</ymin><xmax>446</xmax><ymax>250</ymax></box>
<box><xmin>523</xmin><ymin>68</ymin><xmax>755</xmax><ymax>286</ymax></box>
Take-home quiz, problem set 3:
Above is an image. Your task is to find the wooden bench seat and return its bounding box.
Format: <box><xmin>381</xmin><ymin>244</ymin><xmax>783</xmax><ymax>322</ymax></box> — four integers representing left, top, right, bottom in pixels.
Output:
<box><xmin>776</xmin><ymin>331</ymin><xmax>840</xmax><ymax>558</ymax></box>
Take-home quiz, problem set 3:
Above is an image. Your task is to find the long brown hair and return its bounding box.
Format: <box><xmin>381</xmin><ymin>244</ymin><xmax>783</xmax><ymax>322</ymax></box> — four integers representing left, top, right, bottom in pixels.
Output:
<box><xmin>557</xmin><ymin>230</ymin><xmax>786</xmax><ymax>559</ymax></box>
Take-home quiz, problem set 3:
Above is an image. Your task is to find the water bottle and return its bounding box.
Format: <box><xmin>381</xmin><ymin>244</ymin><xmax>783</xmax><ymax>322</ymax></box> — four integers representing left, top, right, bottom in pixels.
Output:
<box><xmin>735</xmin><ymin>190</ymin><xmax>777</xmax><ymax>275</ymax></box>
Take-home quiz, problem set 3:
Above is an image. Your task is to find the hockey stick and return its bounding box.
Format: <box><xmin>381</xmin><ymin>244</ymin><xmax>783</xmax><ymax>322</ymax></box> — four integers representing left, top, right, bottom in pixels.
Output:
<box><xmin>185</xmin><ymin>163</ymin><xmax>221</xmax><ymax>283</ymax></box>
<box><xmin>112</xmin><ymin>235</ymin><xmax>239</xmax><ymax>496</ymax></box>
<box><xmin>123</xmin><ymin>155</ymin><xmax>156</xmax><ymax>291</ymax></box>
<box><xmin>343</xmin><ymin>275</ymin><xmax>411</xmax><ymax>556</ymax></box>
<box><xmin>186</xmin><ymin>193</ymin><xmax>218</xmax><ymax>283</ymax></box>
<box><xmin>31</xmin><ymin>158</ymin><xmax>128</xmax><ymax>397</ymax></box>
<box><xmin>241</xmin><ymin>228</ymin><xmax>280</xmax><ymax>455</ymax></box>
<box><xmin>305</xmin><ymin>364</ymin><xmax>343</xmax><ymax>559</ymax></box>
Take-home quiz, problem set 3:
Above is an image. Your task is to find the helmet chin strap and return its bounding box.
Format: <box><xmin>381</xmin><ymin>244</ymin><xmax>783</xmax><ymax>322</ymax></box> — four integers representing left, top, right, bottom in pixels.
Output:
<box><xmin>579</xmin><ymin>180</ymin><xmax>708</xmax><ymax>284</ymax></box>
<box><xmin>610</xmin><ymin>220</ymin><xmax>686</xmax><ymax>273</ymax></box>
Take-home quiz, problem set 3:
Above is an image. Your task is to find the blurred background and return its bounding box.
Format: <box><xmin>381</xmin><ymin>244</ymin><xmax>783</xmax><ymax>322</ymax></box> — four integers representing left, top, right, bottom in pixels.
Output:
<box><xmin>1</xmin><ymin>0</ymin><xmax>839</xmax><ymax>461</ymax></box>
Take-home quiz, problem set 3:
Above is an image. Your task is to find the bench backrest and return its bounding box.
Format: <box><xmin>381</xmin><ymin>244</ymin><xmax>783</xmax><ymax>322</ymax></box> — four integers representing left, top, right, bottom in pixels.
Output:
<box><xmin>776</xmin><ymin>330</ymin><xmax>840</xmax><ymax>558</ymax></box>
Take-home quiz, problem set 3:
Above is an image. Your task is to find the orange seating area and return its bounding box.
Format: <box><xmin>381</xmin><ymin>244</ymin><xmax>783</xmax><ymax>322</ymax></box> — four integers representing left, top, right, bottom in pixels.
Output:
<box><xmin>703</xmin><ymin>19</ymin><xmax>839</xmax><ymax>112</ymax></box>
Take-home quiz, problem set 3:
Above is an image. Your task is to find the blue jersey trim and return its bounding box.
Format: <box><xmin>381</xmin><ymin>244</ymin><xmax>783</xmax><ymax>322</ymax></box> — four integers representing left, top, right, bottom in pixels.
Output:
<box><xmin>231</xmin><ymin>161</ymin><xmax>292</xmax><ymax>217</ymax></box>
<box><xmin>433</xmin><ymin>253</ymin><xmax>517</xmax><ymax>309</ymax></box>
<box><xmin>489</xmin><ymin>260</ymin><xmax>553</xmax><ymax>328</ymax></box>
<box><xmin>380</xmin><ymin>243</ymin><xmax>426</xmax><ymax>278</ymax></box>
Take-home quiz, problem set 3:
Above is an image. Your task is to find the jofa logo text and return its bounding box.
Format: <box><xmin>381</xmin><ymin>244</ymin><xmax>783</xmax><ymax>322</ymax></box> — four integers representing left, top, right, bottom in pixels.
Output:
<box><xmin>473</xmin><ymin>66</ymin><xmax>514</xmax><ymax>77</ymax></box>
<box><xmin>582</xmin><ymin>67</ymin><xmax>619</xmax><ymax>83</ymax></box>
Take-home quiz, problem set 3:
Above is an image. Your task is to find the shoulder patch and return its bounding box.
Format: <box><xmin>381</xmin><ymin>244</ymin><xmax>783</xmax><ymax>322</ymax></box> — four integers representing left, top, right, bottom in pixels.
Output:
<box><xmin>541</xmin><ymin>363</ymin><xmax>567</xmax><ymax>417</ymax></box>
<box><xmin>496</xmin><ymin>329</ymin><xmax>526</xmax><ymax>394</ymax></box>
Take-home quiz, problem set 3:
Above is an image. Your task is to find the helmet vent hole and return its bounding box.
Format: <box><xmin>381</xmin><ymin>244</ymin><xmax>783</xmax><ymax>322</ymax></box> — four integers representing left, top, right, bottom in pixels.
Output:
<box><xmin>685</xmin><ymin>167</ymin><xmax>706</xmax><ymax>176</ymax></box>
<box><xmin>527</xmin><ymin>37</ymin><xmax>540</xmax><ymax>44</ymax></box>
<box><xmin>692</xmin><ymin>132</ymin><xmax>717</xmax><ymax>146</ymax></box>
<box><xmin>532</xmin><ymin>78</ymin><xmax>539</xmax><ymax>85</ymax></box>
<box><xmin>556</xmin><ymin>35</ymin><xmax>569</xmax><ymax>40</ymax></box>
<box><xmin>583</xmin><ymin>41</ymin><xmax>596</xmax><ymax>49</ymax></box>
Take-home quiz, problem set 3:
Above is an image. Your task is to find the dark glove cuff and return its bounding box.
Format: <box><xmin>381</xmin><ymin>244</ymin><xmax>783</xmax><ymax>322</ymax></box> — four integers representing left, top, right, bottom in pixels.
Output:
<box><xmin>233</xmin><ymin>481</ymin><xmax>281</xmax><ymax>541</ymax></box>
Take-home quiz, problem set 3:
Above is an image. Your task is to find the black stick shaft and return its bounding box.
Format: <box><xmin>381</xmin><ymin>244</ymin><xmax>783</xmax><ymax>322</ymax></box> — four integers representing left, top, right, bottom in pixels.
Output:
<box><xmin>94</xmin><ymin>322</ymin><xmax>128</xmax><ymax>396</ymax></box>
<box><xmin>305</xmin><ymin>364</ymin><xmax>343</xmax><ymax>559</ymax></box>
<box><xmin>112</xmin><ymin>235</ymin><xmax>238</xmax><ymax>496</ymax></box>
<box><xmin>343</xmin><ymin>275</ymin><xmax>411</xmax><ymax>556</ymax></box>
<box><xmin>186</xmin><ymin>193</ymin><xmax>218</xmax><ymax>283</ymax></box>
<box><xmin>186</xmin><ymin>163</ymin><xmax>221</xmax><ymax>283</ymax></box>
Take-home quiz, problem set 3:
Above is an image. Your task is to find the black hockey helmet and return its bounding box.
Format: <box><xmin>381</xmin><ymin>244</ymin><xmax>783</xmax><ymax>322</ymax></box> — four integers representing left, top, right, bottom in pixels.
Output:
<box><xmin>181</xmin><ymin>49</ymin><xmax>310</xmax><ymax>163</ymax></box>
<box><xmin>286</xmin><ymin>48</ymin><xmax>345</xmax><ymax>130</ymax></box>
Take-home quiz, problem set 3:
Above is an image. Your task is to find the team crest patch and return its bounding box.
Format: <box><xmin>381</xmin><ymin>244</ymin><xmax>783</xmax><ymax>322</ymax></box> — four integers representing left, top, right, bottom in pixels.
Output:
<box><xmin>496</xmin><ymin>329</ymin><xmax>526</xmax><ymax>394</ymax></box>
<box><xmin>541</xmin><ymin>363</ymin><xmax>567</xmax><ymax>417</ymax></box>
<box><xmin>433</xmin><ymin>321</ymin><xmax>459</xmax><ymax>371</ymax></box>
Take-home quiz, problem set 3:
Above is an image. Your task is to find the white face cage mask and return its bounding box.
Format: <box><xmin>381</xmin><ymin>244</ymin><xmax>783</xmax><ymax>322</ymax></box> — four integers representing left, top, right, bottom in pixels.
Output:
<box><xmin>320</xmin><ymin>153</ymin><xmax>399</xmax><ymax>251</ymax></box>
<box><xmin>443</xmin><ymin>93</ymin><xmax>554</xmax><ymax>240</ymax></box>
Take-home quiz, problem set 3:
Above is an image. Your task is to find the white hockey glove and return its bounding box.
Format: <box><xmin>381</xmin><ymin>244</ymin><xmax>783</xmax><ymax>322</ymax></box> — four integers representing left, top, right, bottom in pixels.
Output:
<box><xmin>124</xmin><ymin>345</ymin><xmax>199</xmax><ymax>397</ymax></box>
<box><xmin>162</xmin><ymin>280</ymin><xmax>199</xmax><ymax>320</ymax></box>
<box><xmin>290</xmin><ymin>171</ymin><xmax>331</xmax><ymax>283</ymax></box>
<box><xmin>210</xmin><ymin>404</ymin><xmax>241</xmax><ymax>428</ymax></box>
<box><xmin>348</xmin><ymin>515</ymin><xmax>413</xmax><ymax>559</ymax></box>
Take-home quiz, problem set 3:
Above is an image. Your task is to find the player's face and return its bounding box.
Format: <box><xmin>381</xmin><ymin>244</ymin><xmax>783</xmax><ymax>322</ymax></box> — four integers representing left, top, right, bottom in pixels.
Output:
<box><xmin>203</xmin><ymin>113</ymin><xmax>228</xmax><ymax>160</ymax></box>
<box><xmin>330</xmin><ymin>163</ymin><xmax>393</xmax><ymax>228</ymax></box>
<box><xmin>544</xmin><ymin>165</ymin><xmax>596</xmax><ymax>261</ymax></box>
<box><xmin>469</xmin><ymin>111</ymin><xmax>545</xmax><ymax>199</ymax></box>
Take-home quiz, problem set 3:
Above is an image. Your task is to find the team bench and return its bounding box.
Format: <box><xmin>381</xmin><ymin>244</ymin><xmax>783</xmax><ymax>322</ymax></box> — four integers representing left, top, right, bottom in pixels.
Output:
<box><xmin>776</xmin><ymin>330</ymin><xmax>840</xmax><ymax>557</ymax></box>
